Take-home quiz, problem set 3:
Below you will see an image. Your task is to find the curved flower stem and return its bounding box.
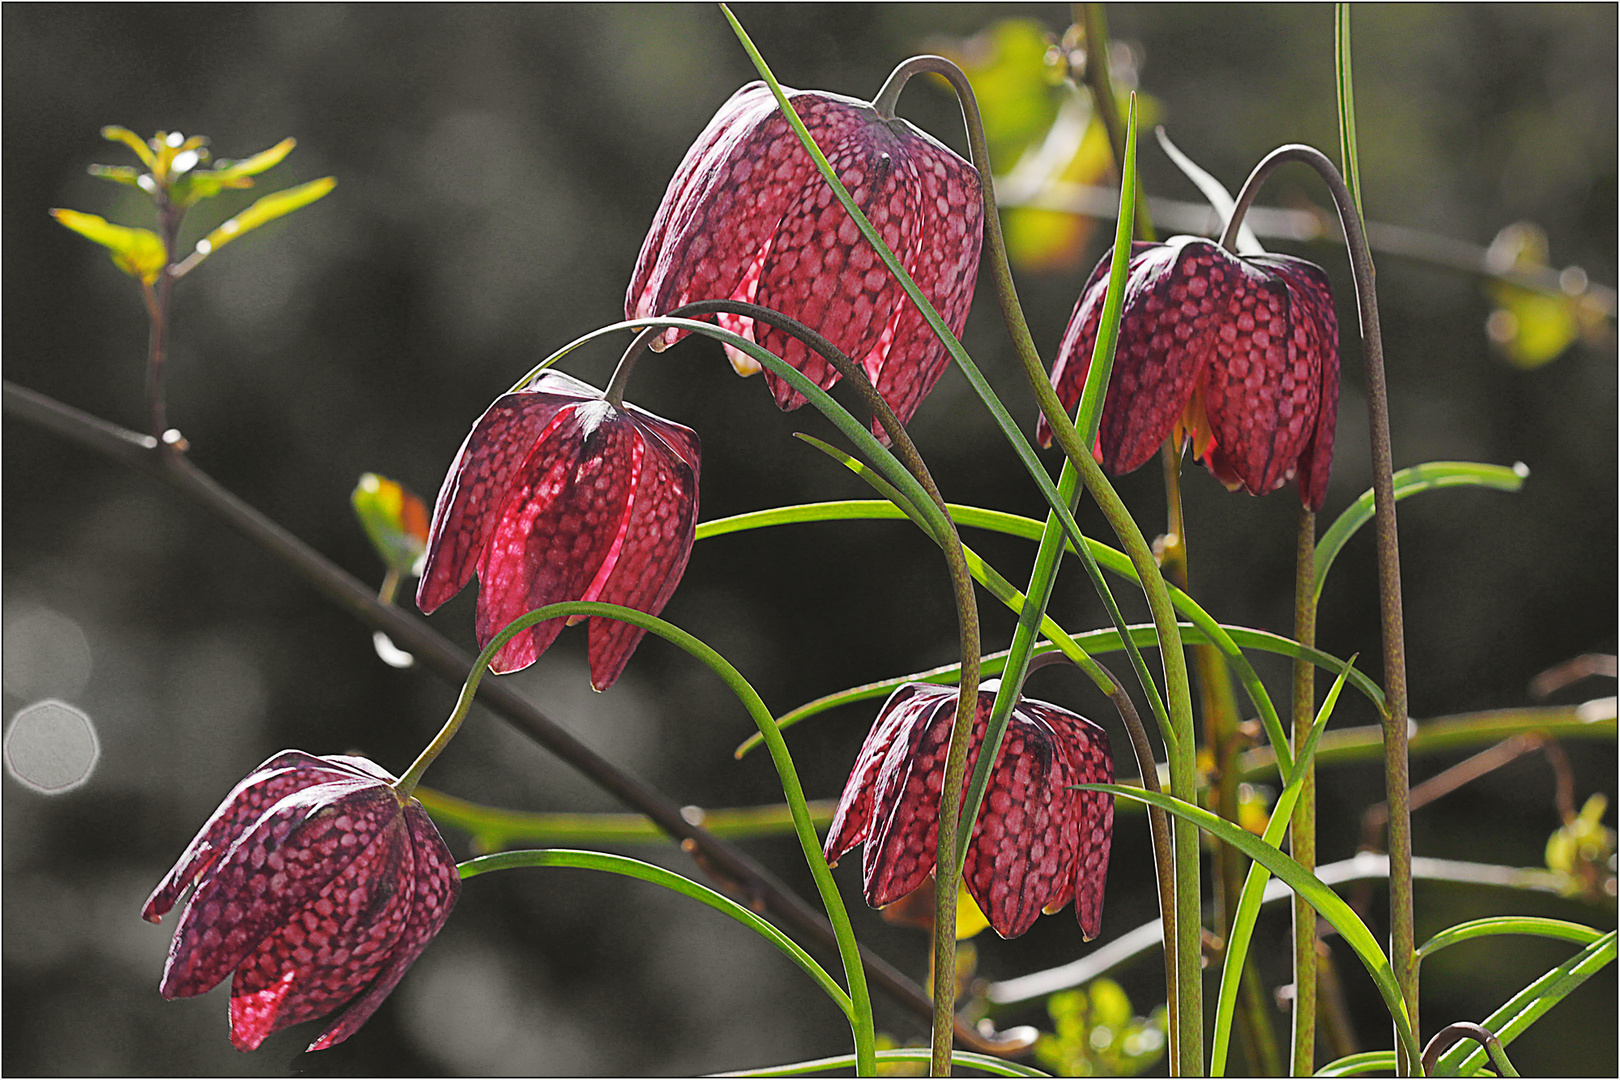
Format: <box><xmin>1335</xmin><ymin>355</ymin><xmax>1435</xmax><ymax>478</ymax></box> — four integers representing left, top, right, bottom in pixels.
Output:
<box><xmin>439</xmin><ymin>601</ymin><xmax>881</xmax><ymax>1074</ymax></box>
<box><xmin>878</xmin><ymin>51</ymin><xmax>1203</xmax><ymax>1075</ymax></box>
<box><xmin>144</xmin><ymin>196</ymin><xmax>184</xmax><ymax>441</ymax></box>
<box><xmin>648</xmin><ymin>297</ymin><xmax>980</xmax><ymax>1077</ymax></box>
<box><xmin>1291</xmin><ymin>504</ymin><xmax>1320</xmax><ymax>1074</ymax></box>
<box><xmin>1076</xmin><ymin>3</ymin><xmax>1156</xmax><ymax>241</ymax></box>
<box><xmin>1219</xmin><ymin>144</ymin><xmax>1414</xmax><ymax>1058</ymax></box>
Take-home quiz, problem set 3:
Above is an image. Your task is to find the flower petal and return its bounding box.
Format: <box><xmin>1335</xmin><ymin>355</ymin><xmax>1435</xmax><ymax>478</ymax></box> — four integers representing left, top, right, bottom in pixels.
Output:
<box><xmin>142</xmin><ymin>751</ymin><xmax>358</xmax><ymax>924</ymax></box>
<box><xmin>585</xmin><ymin>420</ymin><xmax>700</xmax><ymax>691</ymax></box>
<box><xmin>823</xmin><ymin>684</ymin><xmax>941</xmax><ymax>867</ymax></box>
<box><xmin>417</xmin><ymin>379</ymin><xmax>590</xmax><ymax>613</ymax></box>
<box><xmin>306</xmin><ymin>801</ymin><xmax>460</xmax><ymax>1052</ymax></box>
<box><xmin>1254</xmin><ymin>256</ymin><xmax>1339</xmax><ymax>510</ymax></box>
<box><xmin>861</xmin><ymin>689</ymin><xmax>958</xmax><ymax>908</ymax></box>
<box><xmin>963</xmin><ymin>714</ymin><xmax>1079</xmax><ymax>939</ymax></box>
<box><xmin>227</xmin><ymin>816</ymin><xmax>413</xmax><ymax>1049</ymax></box>
<box><xmin>472</xmin><ymin>403</ymin><xmax>637</xmax><ymax>674</ymax></box>
<box><xmin>158</xmin><ymin>781</ymin><xmax>398</xmax><ymax>999</ymax></box>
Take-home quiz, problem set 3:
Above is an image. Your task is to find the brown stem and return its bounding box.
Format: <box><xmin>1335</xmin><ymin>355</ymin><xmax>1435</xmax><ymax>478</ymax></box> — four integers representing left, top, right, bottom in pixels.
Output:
<box><xmin>1221</xmin><ymin>143</ymin><xmax>1414</xmax><ymax>1061</ymax></box>
<box><xmin>1292</xmin><ymin>505</ymin><xmax>1320</xmax><ymax>1074</ymax></box>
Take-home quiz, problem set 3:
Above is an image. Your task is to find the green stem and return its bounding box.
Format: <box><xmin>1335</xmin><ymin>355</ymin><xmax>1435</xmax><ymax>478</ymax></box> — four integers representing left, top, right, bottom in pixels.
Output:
<box><xmin>1292</xmin><ymin>506</ymin><xmax>1319</xmax><ymax>1075</ymax></box>
<box><xmin>1219</xmin><ymin>144</ymin><xmax>1412</xmax><ymax>1064</ymax></box>
<box><xmin>653</xmin><ymin>298</ymin><xmax>981</xmax><ymax>1075</ymax></box>
<box><xmin>458</xmin><ymin>848</ymin><xmax>854</xmax><ymax>1020</ymax></box>
<box><xmin>1077</xmin><ymin>3</ymin><xmax>1155</xmax><ymax>241</ymax></box>
<box><xmin>475</xmin><ymin>601</ymin><xmax>881</xmax><ymax>1075</ymax></box>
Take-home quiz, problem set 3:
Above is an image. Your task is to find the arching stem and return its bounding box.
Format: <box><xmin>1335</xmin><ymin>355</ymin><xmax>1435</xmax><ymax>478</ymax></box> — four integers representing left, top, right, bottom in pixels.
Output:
<box><xmin>647</xmin><ymin>298</ymin><xmax>982</xmax><ymax>1076</ymax></box>
<box><xmin>1220</xmin><ymin>144</ymin><xmax>1414</xmax><ymax>1062</ymax></box>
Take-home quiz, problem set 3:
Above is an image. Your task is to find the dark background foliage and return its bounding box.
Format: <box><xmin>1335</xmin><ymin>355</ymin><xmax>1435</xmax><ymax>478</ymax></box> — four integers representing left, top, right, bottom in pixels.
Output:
<box><xmin>4</xmin><ymin>4</ymin><xmax>1614</xmax><ymax>1075</ymax></box>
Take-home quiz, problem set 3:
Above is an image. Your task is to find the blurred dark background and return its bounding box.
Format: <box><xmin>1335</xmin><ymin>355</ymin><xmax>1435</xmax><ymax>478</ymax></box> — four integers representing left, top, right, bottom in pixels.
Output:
<box><xmin>3</xmin><ymin>4</ymin><xmax>1614</xmax><ymax>1075</ymax></box>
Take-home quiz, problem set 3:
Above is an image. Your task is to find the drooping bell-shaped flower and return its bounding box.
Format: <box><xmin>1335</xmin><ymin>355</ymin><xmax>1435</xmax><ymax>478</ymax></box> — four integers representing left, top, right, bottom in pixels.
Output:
<box><xmin>1037</xmin><ymin>236</ymin><xmax>1339</xmax><ymax>511</ymax></box>
<box><xmin>823</xmin><ymin>682</ymin><xmax>1114</xmax><ymax>940</ymax></box>
<box><xmin>416</xmin><ymin>370</ymin><xmax>700</xmax><ymax>690</ymax></box>
<box><xmin>627</xmin><ymin>81</ymin><xmax>984</xmax><ymax>429</ymax></box>
<box><xmin>142</xmin><ymin>751</ymin><xmax>459</xmax><ymax>1052</ymax></box>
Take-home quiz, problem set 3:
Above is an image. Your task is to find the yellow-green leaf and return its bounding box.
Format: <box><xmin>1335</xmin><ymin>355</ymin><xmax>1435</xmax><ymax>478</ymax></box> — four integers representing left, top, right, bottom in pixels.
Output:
<box><xmin>351</xmin><ymin>472</ymin><xmax>430</xmax><ymax>576</ymax></box>
<box><xmin>50</xmin><ymin>208</ymin><xmax>165</xmax><ymax>284</ymax></box>
<box><xmin>193</xmin><ymin>176</ymin><xmax>335</xmax><ymax>259</ymax></box>
<box><xmin>87</xmin><ymin>163</ymin><xmax>144</xmax><ymax>188</ymax></box>
<box><xmin>178</xmin><ymin>137</ymin><xmax>298</xmax><ymax>206</ymax></box>
<box><xmin>100</xmin><ymin>125</ymin><xmax>157</xmax><ymax>170</ymax></box>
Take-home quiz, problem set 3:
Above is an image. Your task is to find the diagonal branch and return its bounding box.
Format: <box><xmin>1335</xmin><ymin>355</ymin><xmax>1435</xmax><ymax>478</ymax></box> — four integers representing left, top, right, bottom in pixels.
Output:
<box><xmin>1</xmin><ymin>377</ymin><xmax>1027</xmax><ymax>1057</ymax></box>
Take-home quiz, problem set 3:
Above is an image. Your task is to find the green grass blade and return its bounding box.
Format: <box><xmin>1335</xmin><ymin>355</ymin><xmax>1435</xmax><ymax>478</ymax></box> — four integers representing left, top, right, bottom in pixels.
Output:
<box><xmin>700</xmin><ymin>499</ymin><xmax>1297</xmax><ymax>772</ymax></box>
<box><xmin>417</xmin><ymin>787</ymin><xmax>834</xmax><ymax>849</ymax></box>
<box><xmin>459</xmin><ymin>848</ymin><xmax>851</xmax><ymax>1019</ymax></box>
<box><xmin>1078</xmin><ymin>783</ymin><xmax>1420</xmax><ymax>1066</ymax></box>
<box><xmin>1315</xmin><ymin>1050</ymin><xmax>1397</xmax><ymax>1076</ymax></box>
<box><xmin>1211</xmin><ymin>658</ymin><xmax>1357</xmax><ymax>1074</ymax></box>
<box><xmin>1334</xmin><ymin>3</ymin><xmax>1364</xmax><ymax>222</ymax></box>
<box><xmin>712</xmin><ymin>1049</ymin><xmax>1052</xmax><ymax>1078</ymax></box>
<box><xmin>1315</xmin><ymin>461</ymin><xmax>1527</xmax><ymax>603</ymax></box>
<box><xmin>1418</xmin><ymin>916</ymin><xmax>1605</xmax><ymax>961</ymax></box>
<box><xmin>734</xmin><ymin>622</ymin><xmax>1375</xmax><ymax>760</ymax></box>
<box><xmin>1433</xmin><ymin>930</ymin><xmax>1617</xmax><ymax>1076</ymax></box>
<box><xmin>721</xmin><ymin>3</ymin><xmax>1173</xmax><ymax>740</ymax></box>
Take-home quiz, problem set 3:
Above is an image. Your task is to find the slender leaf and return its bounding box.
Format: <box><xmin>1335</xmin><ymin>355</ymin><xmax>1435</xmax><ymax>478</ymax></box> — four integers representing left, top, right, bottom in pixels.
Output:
<box><xmin>1212</xmin><ymin>658</ymin><xmax>1356</xmax><ymax>1074</ymax></box>
<box><xmin>100</xmin><ymin>125</ymin><xmax>157</xmax><ymax>170</ymax></box>
<box><xmin>1077</xmin><ymin>783</ymin><xmax>1421</xmax><ymax>1066</ymax></box>
<box><xmin>49</xmin><ymin>209</ymin><xmax>165</xmax><ymax>283</ymax></box>
<box><xmin>1315</xmin><ymin>1050</ymin><xmax>1397</xmax><ymax>1076</ymax></box>
<box><xmin>1433</xmin><ymin>930</ymin><xmax>1617</xmax><ymax>1076</ymax></box>
<box><xmin>418</xmin><ymin>786</ymin><xmax>834</xmax><ymax>848</ymax></box>
<box><xmin>193</xmin><ymin>176</ymin><xmax>336</xmax><ymax>259</ymax></box>
<box><xmin>699</xmin><ymin>499</ymin><xmax>1301</xmax><ymax>770</ymax></box>
<box><xmin>178</xmin><ymin>137</ymin><xmax>298</xmax><ymax>204</ymax></box>
<box><xmin>1418</xmin><ymin>916</ymin><xmax>1605</xmax><ymax>961</ymax></box>
<box><xmin>458</xmin><ymin>848</ymin><xmax>852</xmax><ymax>1019</ymax></box>
<box><xmin>1316</xmin><ymin>461</ymin><xmax>1528</xmax><ymax>602</ymax></box>
<box><xmin>713</xmin><ymin>1049</ymin><xmax>1052</xmax><ymax>1078</ymax></box>
<box><xmin>1334</xmin><ymin>4</ymin><xmax>1364</xmax><ymax>221</ymax></box>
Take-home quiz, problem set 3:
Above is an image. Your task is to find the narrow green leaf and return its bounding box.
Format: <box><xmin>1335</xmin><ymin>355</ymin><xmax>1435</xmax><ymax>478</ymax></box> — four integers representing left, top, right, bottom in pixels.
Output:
<box><xmin>1315</xmin><ymin>461</ymin><xmax>1528</xmax><ymax>603</ymax></box>
<box><xmin>715</xmin><ymin>1049</ymin><xmax>1052</xmax><ymax>1078</ymax></box>
<box><xmin>1417</xmin><ymin>916</ymin><xmax>1604</xmax><ymax>961</ymax></box>
<box><xmin>193</xmin><ymin>176</ymin><xmax>335</xmax><ymax>259</ymax></box>
<box><xmin>721</xmin><ymin>2</ymin><xmax>1178</xmax><ymax>750</ymax></box>
<box><xmin>1077</xmin><ymin>782</ymin><xmax>1421</xmax><ymax>1066</ymax></box>
<box><xmin>699</xmin><ymin>498</ymin><xmax>1301</xmax><ymax>768</ymax></box>
<box><xmin>101</xmin><ymin>125</ymin><xmax>157</xmax><ymax>170</ymax></box>
<box><xmin>1071</xmin><ymin>92</ymin><xmax>1137</xmax><ymax>446</ymax></box>
<box><xmin>49</xmin><ymin>208</ymin><xmax>165</xmax><ymax>283</ymax></box>
<box><xmin>1315</xmin><ymin>1050</ymin><xmax>1397</xmax><ymax>1076</ymax></box>
<box><xmin>1433</xmin><ymin>930</ymin><xmax>1617</xmax><ymax>1076</ymax></box>
<box><xmin>417</xmin><ymin>786</ymin><xmax>834</xmax><ymax>849</ymax></box>
<box><xmin>1212</xmin><ymin>658</ymin><xmax>1357</xmax><ymax>1075</ymax></box>
<box><xmin>1334</xmin><ymin>4</ymin><xmax>1364</xmax><ymax>222</ymax></box>
<box><xmin>458</xmin><ymin>848</ymin><xmax>852</xmax><ymax>1019</ymax></box>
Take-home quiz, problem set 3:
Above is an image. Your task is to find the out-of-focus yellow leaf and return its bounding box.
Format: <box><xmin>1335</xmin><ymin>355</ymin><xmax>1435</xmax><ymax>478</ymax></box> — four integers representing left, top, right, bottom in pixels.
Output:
<box><xmin>87</xmin><ymin>164</ymin><xmax>143</xmax><ymax>188</ymax></box>
<box><xmin>934</xmin><ymin>19</ymin><xmax>1065</xmax><ymax>169</ymax></box>
<box><xmin>193</xmin><ymin>176</ymin><xmax>335</xmax><ymax>260</ymax></box>
<box><xmin>101</xmin><ymin>125</ymin><xmax>157</xmax><ymax>170</ymax></box>
<box><xmin>351</xmin><ymin>472</ymin><xmax>430</xmax><ymax>576</ymax></box>
<box><xmin>49</xmin><ymin>208</ymin><xmax>165</xmax><ymax>284</ymax></box>
<box><xmin>1486</xmin><ymin>283</ymin><xmax>1582</xmax><ymax>369</ymax></box>
<box><xmin>177</xmin><ymin>137</ymin><xmax>298</xmax><ymax>206</ymax></box>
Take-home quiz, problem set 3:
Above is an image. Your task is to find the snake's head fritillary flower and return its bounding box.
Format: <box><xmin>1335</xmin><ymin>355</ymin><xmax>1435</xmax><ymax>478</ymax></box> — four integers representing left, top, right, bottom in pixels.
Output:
<box><xmin>627</xmin><ymin>81</ymin><xmax>984</xmax><ymax>431</ymax></box>
<box><xmin>823</xmin><ymin>682</ymin><xmax>1114</xmax><ymax>940</ymax></box>
<box><xmin>1037</xmin><ymin>237</ymin><xmax>1340</xmax><ymax>511</ymax></box>
<box><xmin>416</xmin><ymin>370</ymin><xmax>701</xmax><ymax>690</ymax></box>
<box><xmin>142</xmin><ymin>751</ymin><xmax>459</xmax><ymax>1052</ymax></box>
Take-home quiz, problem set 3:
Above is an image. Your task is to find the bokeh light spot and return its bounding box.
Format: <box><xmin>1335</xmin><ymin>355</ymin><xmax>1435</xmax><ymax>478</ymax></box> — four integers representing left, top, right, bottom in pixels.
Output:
<box><xmin>5</xmin><ymin>700</ymin><xmax>100</xmax><ymax>794</ymax></box>
<box><xmin>3</xmin><ymin>606</ymin><xmax>92</xmax><ymax>700</ymax></box>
